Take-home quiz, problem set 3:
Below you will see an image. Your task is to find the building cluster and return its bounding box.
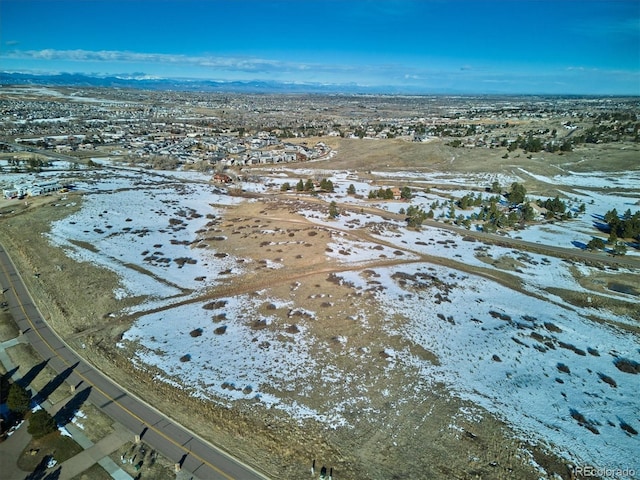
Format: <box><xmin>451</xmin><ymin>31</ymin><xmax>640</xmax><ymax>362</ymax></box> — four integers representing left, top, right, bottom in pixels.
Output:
<box><xmin>1</xmin><ymin>92</ymin><xmax>335</xmax><ymax>167</ymax></box>
<box><xmin>2</xmin><ymin>180</ymin><xmax>61</xmax><ymax>199</ymax></box>
<box><xmin>1</xmin><ymin>87</ymin><xmax>637</xmax><ymax>169</ymax></box>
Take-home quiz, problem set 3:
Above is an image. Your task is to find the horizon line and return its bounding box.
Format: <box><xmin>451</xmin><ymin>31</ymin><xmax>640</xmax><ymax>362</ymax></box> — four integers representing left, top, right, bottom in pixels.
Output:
<box><xmin>2</xmin><ymin>70</ymin><xmax>639</xmax><ymax>97</ymax></box>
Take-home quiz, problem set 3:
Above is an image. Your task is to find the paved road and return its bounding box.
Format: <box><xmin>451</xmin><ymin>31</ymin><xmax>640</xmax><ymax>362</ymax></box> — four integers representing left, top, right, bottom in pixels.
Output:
<box><xmin>0</xmin><ymin>243</ymin><xmax>269</xmax><ymax>480</ymax></box>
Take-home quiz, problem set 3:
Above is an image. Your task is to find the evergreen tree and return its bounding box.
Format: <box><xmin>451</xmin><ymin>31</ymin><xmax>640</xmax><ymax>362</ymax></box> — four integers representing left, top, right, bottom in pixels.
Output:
<box><xmin>406</xmin><ymin>206</ymin><xmax>428</xmax><ymax>228</ymax></box>
<box><xmin>7</xmin><ymin>383</ymin><xmax>31</xmax><ymax>414</ymax></box>
<box><xmin>457</xmin><ymin>195</ymin><xmax>470</xmax><ymax>209</ymax></box>
<box><xmin>483</xmin><ymin>221</ymin><xmax>497</xmax><ymax>233</ymax></box>
<box><xmin>328</xmin><ymin>201</ymin><xmax>339</xmax><ymax>219</ymax></box>
<box><xmin>320</xmin><ymin>179</ymin><xmax>334</xmax><ymax>192</ymax></box>
<box><xmin>612</xmin><ymin>242</ymin><xmax>627</xmax><ymax>256</ymax></box>
<box><xmin>400</xmin><ymin>186</ymin><xmax>412</xmax><ymax>200</ymax></box>
<box><xmin>543</xmin><ymin>196</ymin><xmax>567</xmax><ymax>214</ymax></box>
<box><xmin>521</xmin><ymin>202</ymin><xmax>535</xmax><ymax>222</ymax></box>
<box><xmin>347</xmin><ymin>184</ymin><xmax>356</xmax><ymax>195</ymax></box>
<box><xmin>384</xmin><ymin>188</ymin><xmax>394</xmax><ymax>200</ymax></box>
<box><xmin>560</xmin><ymin>141</ymin><xmax>573</xmax><ymax>152</ymax></box>
<box><xmin>448</xmin><ymin>203</ymin><xmax>456</xmax><ymax>219</ymax></box>
<box><xmin>304</xmin><ymin>179</ymin><xmax>315</xmax><ymax>191</ymax></box>
<box><xmin>586</xmin><ymin>238</ymin><xmax>605</xmax><ymax>250</ymax></box>
<box><xmin>508</xmin><ymin>182</ymin><xmax>527</xmax><ymax>204</ymax></box>
<box><xmin>507</xmin><ymin>211</ymin><xmax>519</xmax><ymax>227</ymax></box>
<box><xmin>523</xmin><ymin>135</ymin><xmax>543</xmax><ymax>152</ymax></box>
<box><xmin>604</xmin><ymin>208</ymin><xmax>618</xmax><ymax>223</ymax></box>
<box><xmin>28</xmin><ymin>409</ymin><xmax>57</xmax><ymax>439</ymax></box>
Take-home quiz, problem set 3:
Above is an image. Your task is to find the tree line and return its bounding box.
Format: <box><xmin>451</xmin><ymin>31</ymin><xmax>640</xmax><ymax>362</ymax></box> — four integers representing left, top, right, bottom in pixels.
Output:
<box><xmin>280</xmin><ymin>178</ymin><xmax>335</xmax><ymax>193</ymax></box>
<box><xmin>604</xmin><ymin>208</ymin><xmax>640</xmax><ymax>240</ymax></box>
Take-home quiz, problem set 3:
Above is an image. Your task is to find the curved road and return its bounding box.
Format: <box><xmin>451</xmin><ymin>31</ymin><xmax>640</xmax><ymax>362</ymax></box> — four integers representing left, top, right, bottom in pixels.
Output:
<box><xmin>0</xmin><ymin>243</ymin><xmax>268</xmax><ymax>480</ymax></box>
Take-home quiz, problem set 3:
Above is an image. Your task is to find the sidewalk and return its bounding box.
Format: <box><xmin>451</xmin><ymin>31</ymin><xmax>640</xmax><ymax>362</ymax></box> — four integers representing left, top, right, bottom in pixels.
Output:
<box><xmin>56</xmin><ymin>423</ymin><xmax>132</xmax><ymax>480</ymax></box>
<box><xmin>0</xmin><ymin>334</ymin><xmax>132</xmax><ymax>480</ymax></box>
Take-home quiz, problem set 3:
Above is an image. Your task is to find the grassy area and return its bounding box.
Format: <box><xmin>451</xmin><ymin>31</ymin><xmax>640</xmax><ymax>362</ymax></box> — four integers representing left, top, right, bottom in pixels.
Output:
<box><xmin>17</xmin><ymin>430</ymin><xmax>83</xmax><ymax>472</ymax></box>
<box><xmin>0</xmin><ymin>310</ymin><xmax>19</xmax><ymax>342</ymax></box>
<box><xmin>70</xmin><ymin>403</ymin><xmax>115</xmax><ymax>444</ymax></box>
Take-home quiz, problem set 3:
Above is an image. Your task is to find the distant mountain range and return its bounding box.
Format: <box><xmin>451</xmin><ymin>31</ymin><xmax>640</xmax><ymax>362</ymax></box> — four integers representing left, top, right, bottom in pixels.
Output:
<box><xmin>0</xmin><ymin>71</ymin><xmax>431</xmax><ymax>95</ymax></box>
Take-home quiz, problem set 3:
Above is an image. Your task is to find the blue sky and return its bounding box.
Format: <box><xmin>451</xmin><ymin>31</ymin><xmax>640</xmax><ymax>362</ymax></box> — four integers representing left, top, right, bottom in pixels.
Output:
<box><xmin>1</xmin><ymin>0</ymin><xmax>639</xmax><ymax>94</ymax></box>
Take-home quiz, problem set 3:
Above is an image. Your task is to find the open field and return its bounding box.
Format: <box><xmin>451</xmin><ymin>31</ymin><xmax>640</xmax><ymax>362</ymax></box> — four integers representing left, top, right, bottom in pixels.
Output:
<box><xmin>0</xmin><ymin>92</ymin><xmax>638</xmax><ymax>479</ymax></box>
<box><xmin>2</xmin><ymin>142</ymin><xmax>638</xmax><ymax>478</ymax></box>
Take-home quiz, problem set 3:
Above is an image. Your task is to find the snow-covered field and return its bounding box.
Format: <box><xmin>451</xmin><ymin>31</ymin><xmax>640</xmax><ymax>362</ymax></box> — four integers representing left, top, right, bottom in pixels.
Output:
<box><xmin>4</xmin><ymin>161</ymin><xmax>637</xmax><ymax>475</ymax></box>
<box><xmin>338</xmin><ymin>264</ymin><xmax>639</xmax><ymax>474</ymax></box>
<box><xmin>43</xmin><ymin>167</ymin><xmax>244</xmax><ymax>303</ymax></box>
<box><xmin>248</xmin><ymin>165</ymin><xmax>640</xmax><ymax>258</ymax></box>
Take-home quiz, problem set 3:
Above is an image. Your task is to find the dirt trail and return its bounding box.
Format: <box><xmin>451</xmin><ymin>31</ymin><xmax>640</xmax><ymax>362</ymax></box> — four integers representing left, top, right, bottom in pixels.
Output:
<box><xmin>114</xmin><ymin>192</ymin><xmax>602</xmax><ymax>340</ymax></box>
<box><xmin>257</xmin><ymin>192</ymin><xmax>640</xmax><ymax>269</ymax></box>
<box><xmin>121</xmin><ymin>197</ymin><xmax>532</xmax><ymax>323</ymax></box>
<box><xmin>0</xmin><ymin>187</ymin><xmax>612</xmax><ymax>480</ymax></box>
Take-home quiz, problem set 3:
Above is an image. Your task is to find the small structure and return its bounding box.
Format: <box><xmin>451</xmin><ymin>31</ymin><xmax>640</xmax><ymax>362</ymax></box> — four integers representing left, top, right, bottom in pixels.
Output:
<box><xmin>528</xmin><ymin>201</ymin><xmax>547</xmax><ymax>220</ymax></box>
<box><xmin>3</xmin><ymin>188</ymin><xmax>19</xmax><ymax>199</ymax></box>
<box><xmin>213</xmin><ymin>173</ymin><xmax>233</xmax><ymax>184</ymax></box>
<box><xmin>27</xmin><ymin>181</ymin><xmax>61</xmax><ymax>196</ymax></box>
<box><xmin>4</xmin><ymin>180</ymin><xmax>61</xmax><ymax>199</ymax></box>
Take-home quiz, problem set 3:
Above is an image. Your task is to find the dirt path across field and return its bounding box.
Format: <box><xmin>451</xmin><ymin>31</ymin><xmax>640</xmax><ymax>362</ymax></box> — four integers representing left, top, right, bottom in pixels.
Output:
<box><xmin>0</xmin><ymin>186</ymin><xmax>608</xmax><ymax>480</ymax></box>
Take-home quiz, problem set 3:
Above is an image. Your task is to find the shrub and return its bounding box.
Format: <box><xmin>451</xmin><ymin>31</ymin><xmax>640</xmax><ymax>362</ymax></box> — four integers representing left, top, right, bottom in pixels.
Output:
<box><xmin>203</xmin><ymin>300</ymin><xmax>227</xmax><ymax>310</ymax></box>
<box><xmin>544</xmin><ymin>322</ymin><xmax>562</xmax><ymax>333</ymax></box>
<box><xmin>614</xmin><ymin>358</ymin><xmax>640</xmax><ymax>374</ymax></box>
<box><xmin>597</xmin><ymin>373</ymin><xmax>617</xmax><ymax>388</ymax></box>
<box><xmin>285</xmin><ymin>324</ymin><xmax>300</xmax><ymax>334</ymax></box>
<box><xmin>620</xmin><ymin>421</ymin><xmax>638</xmax><ymax>435</ymax></box>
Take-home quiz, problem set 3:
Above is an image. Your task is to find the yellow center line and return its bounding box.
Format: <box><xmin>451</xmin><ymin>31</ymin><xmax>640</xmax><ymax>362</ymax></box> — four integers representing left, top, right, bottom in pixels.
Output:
<box><xmin>1</xmin><ymin>256</ymin><xmax>235</xmax><ymax>480</ymax></box>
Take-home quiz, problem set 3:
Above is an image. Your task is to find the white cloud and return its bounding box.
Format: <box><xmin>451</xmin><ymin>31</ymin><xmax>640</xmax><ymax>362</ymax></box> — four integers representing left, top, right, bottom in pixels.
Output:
<box><xmin>2</xmin><ymin>48</ymin><xmax>638</xmax><ymax>94</ymax></box>
<box><xmin>2</xmin><ymin>48</ymin><xmax>364</xmax><ymax>77</ymax></box>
